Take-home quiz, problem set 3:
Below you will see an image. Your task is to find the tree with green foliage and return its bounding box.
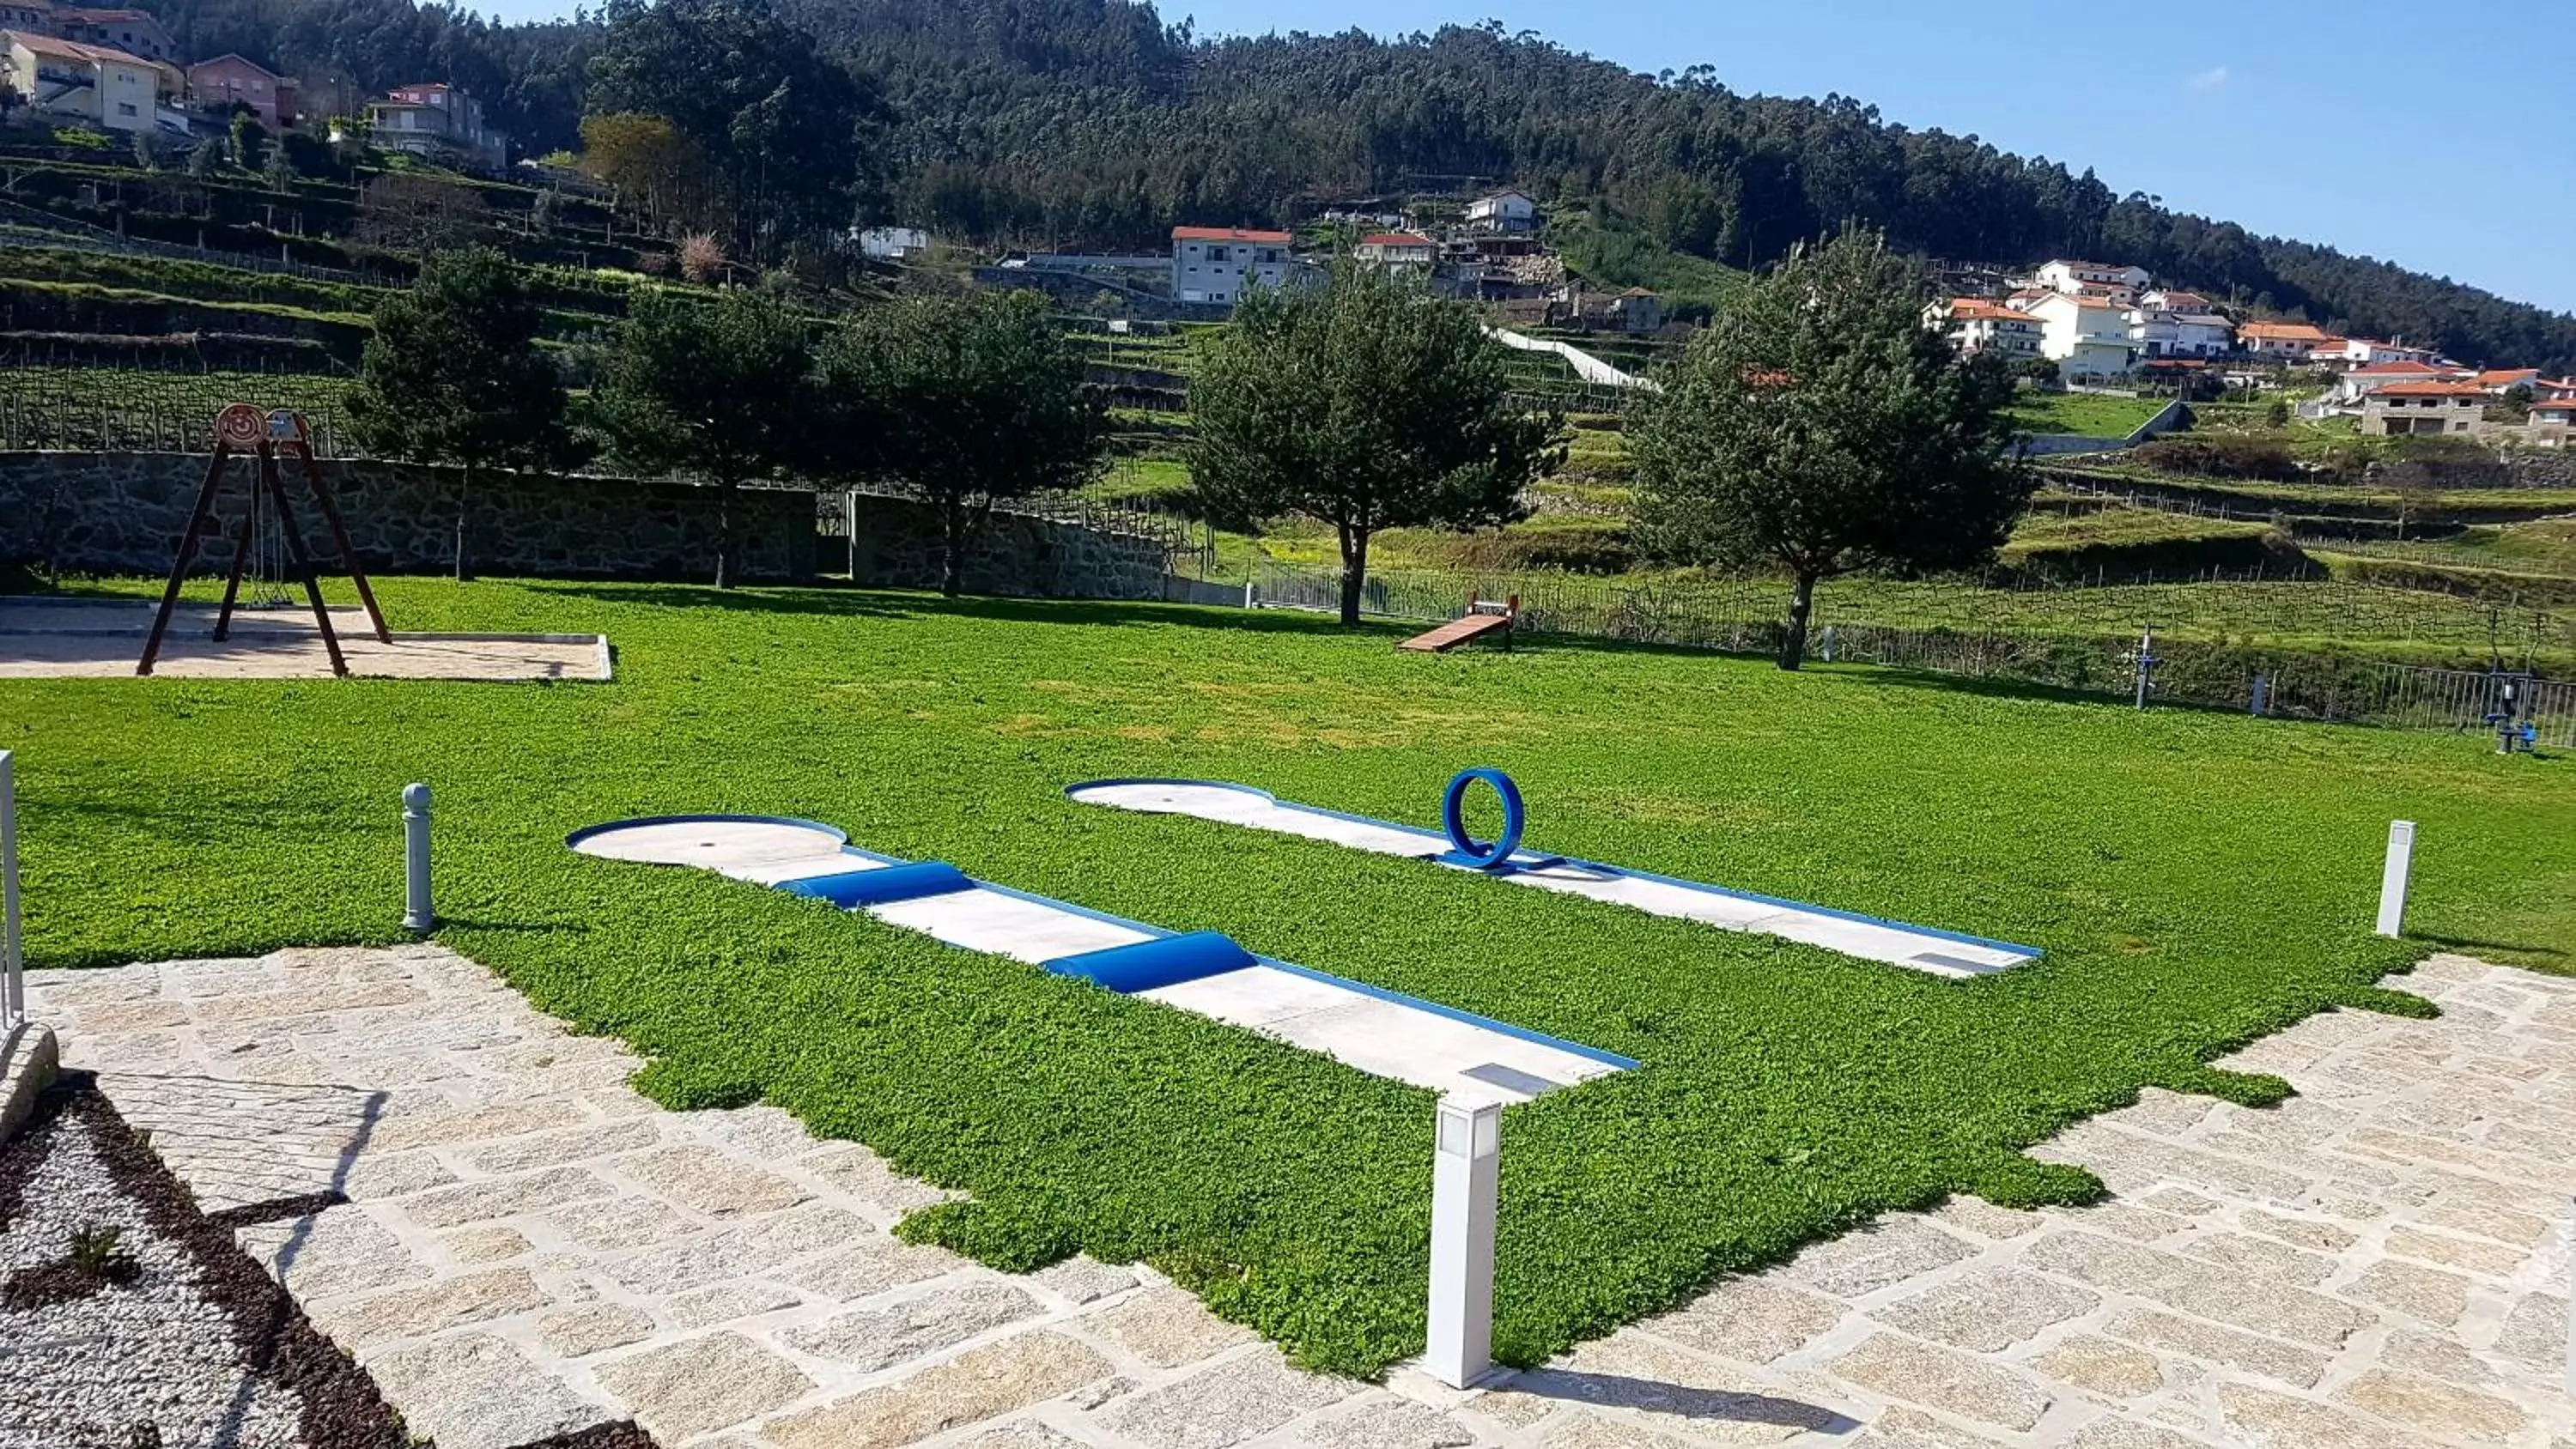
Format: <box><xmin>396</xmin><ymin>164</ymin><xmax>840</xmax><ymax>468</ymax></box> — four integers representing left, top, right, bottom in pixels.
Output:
<box><xmin>586</xmin><ymin>0</ymin><xmax>885</xmax><ymax>262</ymax></box>
<box><xmin>344</xmin><ymin>247</ymin><xmax>576</xmax><ymax>581</ymax></box>
<box><xmin>1631</xmin><ymin>230</ymin><xmax>2031</xmax><ymax>670</ymax></box>
<box><xmin>228</xmin><ymin>112</ymin><xmax>265</xmax><ymax>171</ymax></box>
<box><xmin>591</xmin><ymin>287</ymin><xmax>811</xmax><ymax>588</ymax></box>
<box><xmin>814</xmin><ymin>290</ymin><xmax>1107</xmax><ymax>597</ymax></box>
<box><xmin>1189</xmin><ymin>265</ymin><xmax>1565</xmax><ymax>625</ymax></box>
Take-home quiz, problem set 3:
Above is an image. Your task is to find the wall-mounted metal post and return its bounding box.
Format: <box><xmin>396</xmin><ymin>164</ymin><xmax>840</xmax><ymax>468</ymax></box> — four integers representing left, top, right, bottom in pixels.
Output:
<box><xmin>403</xmin><ymin>783</ymin><xmax>434</xmax><ymax>933</ymax></box>
<box><xmin>2376</xmin><ymin>820</ymin><xmax>2415</xmax><ymax>939</ymax></box>
<box><xmin>1425</xmin><ymin>1096</ymin><xmax>1500</xmax><ymax>1388</ymax></box>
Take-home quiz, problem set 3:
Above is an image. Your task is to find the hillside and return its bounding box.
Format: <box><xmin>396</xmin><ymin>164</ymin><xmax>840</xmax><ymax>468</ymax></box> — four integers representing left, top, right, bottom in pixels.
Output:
<box><xmin>80</xmin><ymin>0</ymin><xmax>2576</xmax><ymax>370</ymax></box>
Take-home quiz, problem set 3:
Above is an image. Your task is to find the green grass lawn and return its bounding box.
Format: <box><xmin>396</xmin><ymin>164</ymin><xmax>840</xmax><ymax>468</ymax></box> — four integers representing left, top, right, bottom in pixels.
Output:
<box><xmin>6</xmin><ymin>579</ymin><xmax>2572</xmax><ymax>1377</ymax></box>
<box><xmin>2010</xmin><ymin>392</ymin><xmax>2173</xmax><ymax>438</ymax></box>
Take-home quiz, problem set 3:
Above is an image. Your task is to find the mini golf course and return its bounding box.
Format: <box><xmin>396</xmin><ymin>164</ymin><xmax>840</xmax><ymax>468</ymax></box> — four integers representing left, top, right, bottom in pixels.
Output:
<box><xmin>4</xmin><ymin>577</ymin><xmax>2573</xmax><ymax>1375</ymax></box>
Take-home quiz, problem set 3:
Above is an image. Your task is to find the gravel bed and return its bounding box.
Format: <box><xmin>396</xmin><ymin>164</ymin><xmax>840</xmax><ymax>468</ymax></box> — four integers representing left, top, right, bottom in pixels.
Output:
<box><xmin>0</xmin><ymin>1081</ymin><xmax>398</xmax><ymax>1449</ymax></box>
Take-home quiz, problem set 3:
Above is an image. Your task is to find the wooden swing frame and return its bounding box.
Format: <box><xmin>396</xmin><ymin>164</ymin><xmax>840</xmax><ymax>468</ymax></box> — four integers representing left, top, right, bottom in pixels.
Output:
<box><xmin>137</xmin><ymin>405</ymin><xmax>391</xmax><ymax>676</ymax></box>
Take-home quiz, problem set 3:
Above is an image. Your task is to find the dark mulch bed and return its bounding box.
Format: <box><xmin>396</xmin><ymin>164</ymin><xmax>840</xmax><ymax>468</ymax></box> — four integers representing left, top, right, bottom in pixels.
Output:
<box><xmin>0</xmin><ymin>1073</ymin><xmax>661</xmax><ymax>1449</ymax></box>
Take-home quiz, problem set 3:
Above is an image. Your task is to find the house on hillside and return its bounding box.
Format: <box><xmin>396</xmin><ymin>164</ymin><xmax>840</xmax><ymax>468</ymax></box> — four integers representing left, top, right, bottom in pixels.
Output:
<box><xmin>2528</xmin><ymin>396</ymin><xmax>2575</xmax><ymax>448</ymax></box>
<box><xmin>2129</xmin><ymin>301</ymin><xmax>2233</xmax><ymax>359</ymax></box>
<box><xmin>1925</xmin><ymin>297</ymin><xmax>2045</xmax><ymax>360</ymax></box>
<box><xmin>854</xmin><ymin>226</ymin><xmax>931</xmax><ymax>260</ymax></box>
<box><xmin>2</xmin><ymin>28</ymin><xmax>177</xmax><ymax>133</ymax></box>
<box><xmin>1465</xmin><ymin>189</ymin><xmax>1540</xmax><ymax>234</ymax></box>
<box><xmin>2236</xmin><ymin>320</ymin><xmax>2338</xmax><ymax>360</ymax></box>
<box><xmin>1608</xmin><ymin>287</ymin><xmax>1664</xmax><ymax>333</ymax></box>
<box><xmin>2034</xmin><ymin>259</ymin><xmax>2151</xmax><ymax>302</ymax></box>
<box><xmin>1353</xmin><ymin>231</ymin><xmax>1436</xmax><ymax>267</ymax></box>
<box><xmin>2472</xmin><ymin>368</ymin><xmax>2541</xmax><ymax>395</ymax></box>
<box><xmin>186</xmin><ymin>54</ymin><xmax>295</xmax><ymax>130</ymax></box>
<box><xmin>2324</xmin><ymin>360</ymin><xmax>2446</xmax><ymax>408</ymax></box>
<box><xmin>2361</xmin><ymin>380</ymin><xmax>2487</xmax><ymax>436</ymax></box>
<box><xmin>0</xmin><ymin>0</ymin><xmax>51</xmax><ymax>34</ymax></box>
<box><xmin>2322</xmin><ymin>337</ymin><xmax>2438</xmax><ymax>367</ymax></box>
<box><xmin>49</xmin><ymin>5</ymin><xmax>169</xmax><ymax>62</ymax></box>
<box><xmin>1170</xmin><ymin>226</ymin><xmax>1293</xmax><ymax>306</ymax></box>
<box><xmin>2014</xmin><ymin>291</ymin><xmax>2137</xmax><ymax>381</ymax></box>
<box><xmin>367</xmin><ymin>82</ymin><xmax>508</xmax><ymax>173</ymax></box>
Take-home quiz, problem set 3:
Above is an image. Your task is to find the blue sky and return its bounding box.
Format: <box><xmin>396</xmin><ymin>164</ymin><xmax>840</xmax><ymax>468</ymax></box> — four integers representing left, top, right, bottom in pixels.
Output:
<box><xmin>488</xmin><ymin>0</ymin><xmax>2575</xmax><ymax>314</ymax></box>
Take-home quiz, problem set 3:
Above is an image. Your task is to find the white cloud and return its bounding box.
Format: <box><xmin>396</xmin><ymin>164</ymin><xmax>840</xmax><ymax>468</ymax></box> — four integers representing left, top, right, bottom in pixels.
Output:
<box><xmin>2186</xmin><ymin>66</ymin><xmax>2230</xmax><ymax>92</ymax></box>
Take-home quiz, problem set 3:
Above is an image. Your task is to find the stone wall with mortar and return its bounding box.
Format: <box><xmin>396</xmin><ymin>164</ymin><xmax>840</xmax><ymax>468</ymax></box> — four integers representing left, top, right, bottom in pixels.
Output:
<box><xmin>1</xmin><ymin>452</ymin><xmax>1170</xmax><ymax>599</ymax></box>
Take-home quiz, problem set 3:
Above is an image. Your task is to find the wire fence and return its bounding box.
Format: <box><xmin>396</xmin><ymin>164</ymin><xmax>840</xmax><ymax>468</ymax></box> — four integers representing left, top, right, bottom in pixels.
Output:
<box><xmin>0</xmin><ymin>375</ymin><xmax>349</xmax><ymax>454</ymax></box>
<box><xmin>1239</xmin><ymin>561</ymin><xmax>2576</xmax><ymax>743</ymax></box>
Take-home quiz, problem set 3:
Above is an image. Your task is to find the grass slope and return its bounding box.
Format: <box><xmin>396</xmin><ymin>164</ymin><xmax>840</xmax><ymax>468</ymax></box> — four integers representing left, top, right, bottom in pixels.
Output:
<box><xmin>5</xmin><ymin>579</ymin><xmax>2571</xmax><ymax>1376</ymax></box>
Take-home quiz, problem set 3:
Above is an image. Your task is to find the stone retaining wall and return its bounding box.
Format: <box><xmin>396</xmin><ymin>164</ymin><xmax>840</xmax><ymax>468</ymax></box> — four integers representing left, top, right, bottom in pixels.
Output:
<box><xmin>1</xmin><ymin>452</ymin><xmax>1170</xmax><ymax>600</ymax></box>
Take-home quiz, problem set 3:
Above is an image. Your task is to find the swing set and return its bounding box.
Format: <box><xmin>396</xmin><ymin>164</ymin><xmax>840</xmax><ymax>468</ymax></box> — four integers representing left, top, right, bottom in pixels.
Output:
<box><xmin>137</xmin><ymin>403</ymin><xmax>391</xmax><ymax>677</ymax></box>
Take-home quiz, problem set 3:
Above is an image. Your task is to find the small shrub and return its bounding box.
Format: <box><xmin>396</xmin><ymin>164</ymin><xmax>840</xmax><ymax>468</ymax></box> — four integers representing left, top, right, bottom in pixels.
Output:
<box><xmin>678</xmin><ymin>232</ymin><xmax>726</xmax><ymax>285</ymax></box>
<box><xmin>69</xmin><ymin>1225</ymin><xmax>125</xmax><ymax>1276</ymax></box>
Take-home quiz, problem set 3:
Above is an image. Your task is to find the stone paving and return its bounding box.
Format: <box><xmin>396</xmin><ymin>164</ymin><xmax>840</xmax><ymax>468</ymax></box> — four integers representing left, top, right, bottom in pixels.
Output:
<box><xmin>26</xmin><ymin>944</ymin><xmax>2576</xmax><ymax>1448</ymax></box>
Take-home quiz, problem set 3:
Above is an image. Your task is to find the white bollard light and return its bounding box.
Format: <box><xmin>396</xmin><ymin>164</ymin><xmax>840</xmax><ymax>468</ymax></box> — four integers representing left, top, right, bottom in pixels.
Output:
<box><xmin>1425</xmin><ymin>1096</ymin><xmax>1501</xmax><ymax>1389</ymax></box>
<box><xmin>402</xmin><ymin>783</ymin><xmax>434</xmax><ymax>933</ymax></box>
<box><xmin>2376</xmin><ymin>820</ymin><xmax>2415</xmax><ymax>939</ymax></box>
<box><xmin>1</xmin><ymin>750</ymin><xmax>22</xmax><ymax>1028</ymax></box>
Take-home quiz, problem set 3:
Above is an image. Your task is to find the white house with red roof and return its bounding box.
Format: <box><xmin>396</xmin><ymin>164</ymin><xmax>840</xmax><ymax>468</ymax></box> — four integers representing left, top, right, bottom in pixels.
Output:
<box><xmin>2237</xmin><ymin>320</ymin><xmax>2339</xmax><ymax>360</ymax></box>
<box><xmin>2033</xmin><ymin>259</ymin><xmax>2151</xmax><ymax>304</ymax></box>
<box><xmin>1924</xmin><ymin>297</ymin><xmax>2045</xmax><ymax>360</ymax></box>
<box><xmin>2</xmin><ymin>27</ymin><xmax>177</xmax><ymax>132</ymax></box>
<box><xmin>1353</xmin><ymin>231</ymin><xmax>1436</xmax><ymax>266</ymax></box>
<box><xmin>1170</xmin><ymin>226</ymin><xmax>1293</xmax><ymax>306</ymax></box>
<box><xmin>2013</xmin><ymin>291</ymin><xmax>2138</xmax><ymax>381</ymax></box>
<box><xmin>2528</xmin><ymin>395</ymin><xmax>2576</xmax><ymax>448</ymax></box>
<box><xmin>2324</xmin><ymin>360</ymin><xmax>2449</xmax><ymax>407</ymax></box>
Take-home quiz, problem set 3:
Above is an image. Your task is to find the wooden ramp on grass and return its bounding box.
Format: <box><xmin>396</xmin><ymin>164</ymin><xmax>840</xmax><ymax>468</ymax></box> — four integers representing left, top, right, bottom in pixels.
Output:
<box><xmin>1399</xmin><ymin>609</ymin><xmax>1513</xmax><ymax>653</ymax></box>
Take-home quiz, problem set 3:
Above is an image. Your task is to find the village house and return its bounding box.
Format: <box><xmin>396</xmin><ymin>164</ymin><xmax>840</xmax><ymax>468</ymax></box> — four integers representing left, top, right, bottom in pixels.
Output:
<box><xmin>1925</xmin><ymin>298</ymin><xmax>2045</xmax><ymax>360</ymax></box>
<box><xmin>1465</xmin><ymin>189</ymin><xmax>1540</xmax><ymax>235</ymax></box>
<box><xmin>185</xmin><ymin>53</ymin><xmax>295</xmax><ymax>130</ymax></box>
<box><xmin>1353</xmin><ymin>231</ymin><xmax>1437</xmax><ymax>266</ymax></box>
<box><xmin>0</xmin><ymin>0</ymin><xmax>50</xmax><ymax>33</ymax></box>
<box><xmin>2469</xmin><ymin>368</ymin><xmax>2540</xmax><ymax>395</ymax></box>
<box><xmin>2324</xmin><ymin>360</ymin><xmax>2449</xmax><ymax>408</ymax></box>
<box><xmin>365</xmin><ymin>82</ymin><xmax>508</xmax><ymax>172</ymax></box>
<box><xmin>49</xmin><ymin>4</ymin><xmax>168</xmax><ymax>61</ymax></box>
<box><xmin>2237</xmin><ymin>320</ymin><xmax>2338</xmax><ymax>360</ymax></box>
<box><xmin>1170</xmin><ymin>226</ymin><xmax>1292</xmax><ymax>306</ymax></box>
<box><xmin>2529</xmin><ymin>396</ymin><xmax>2575</xmax><ymax>448</ymax></box>
<box><xmin>2129</xmin><ymin>301</ymin><xmax>2233</xmax><ymax>359</ymax></box>
<box><xmin>2324</xmin><ymin>337</ymin><xmax>2439</xmax><ymax>367</ymax></box>
<box><xmin>2033</xmin><ymin>259</ymin><xmax>2152</xmax><ymax>304</ymax></box>
<box><xmin>2361</xmin><ymin>380</ymin><xmax>2487</xmax><ymax>436</ymax></box>
<box><xmin>854</xmin><ymin>226</ymin><xmax>930</xmax><ymax>260</ymax></box>
<box><xmin>2014</xmin><ymin>291</ymin><xmax>2138</xmax><ymax>381</ymax></box>
<box><xmin>2</xmin><ymin>27</ymin><xmax>176</xmax><ymax>133</ymax></box>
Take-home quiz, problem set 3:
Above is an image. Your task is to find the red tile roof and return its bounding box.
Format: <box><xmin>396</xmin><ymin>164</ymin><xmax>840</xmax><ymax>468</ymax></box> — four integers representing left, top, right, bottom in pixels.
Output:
<box><xmin>2532</xmin><ymin>398</ymin><xmax>2576</xmax><ymax>415</ymax></box>
<box><xmin>5</xmin><ymin>27</ymin><xmax>149</xmax><ymax>64</ymax></box>
<box><xmin>2240</xmin><ymin>322</ymin><xmax>2335</xmax><ymax>342</ymax></box>
<box><xmin>1172</xmin><ymin>226</ymin><xmax>1291</xmax><ymax>244</ymax></box>
<box><xmin>2375</xmin><ymin>381</ymin><xmax>2488</xmax><ymax>398</ymax></box>
<box><xmin>1946</xmin><ymin>300</ymin><xmax>2034</xmax><ymax>323</ymax></box>
<box><xmin>1358</xmin><ymin>233</ymin><xmax>1432</xmax><ymax>248</ymax></box>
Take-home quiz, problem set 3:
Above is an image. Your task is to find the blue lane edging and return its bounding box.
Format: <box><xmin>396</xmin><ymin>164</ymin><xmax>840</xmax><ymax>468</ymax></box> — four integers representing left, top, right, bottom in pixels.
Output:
<box><xmin>1062</xmin><ymin>779</ymin><xmax>2043</xmax><ymax>963</ymax></box>
<box><xmin>568</xmin><ymin>812</ymin><xmax>1643</xmax><ymax>1075</ymax></box>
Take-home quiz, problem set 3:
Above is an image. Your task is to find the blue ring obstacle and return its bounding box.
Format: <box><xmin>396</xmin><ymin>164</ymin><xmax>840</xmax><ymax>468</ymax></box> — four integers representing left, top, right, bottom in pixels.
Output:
<box><xmin>1440</xmin><ymin>767</ymin><xmax>1526</xmax><ymax>870</ymax></box>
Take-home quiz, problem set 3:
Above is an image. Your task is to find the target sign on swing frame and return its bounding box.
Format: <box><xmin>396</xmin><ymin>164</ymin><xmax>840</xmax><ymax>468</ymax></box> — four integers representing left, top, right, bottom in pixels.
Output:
<box><xmin>214</xmin><ymin>403</ymin><xmax>267</xmax><ymax>449</ymax></box>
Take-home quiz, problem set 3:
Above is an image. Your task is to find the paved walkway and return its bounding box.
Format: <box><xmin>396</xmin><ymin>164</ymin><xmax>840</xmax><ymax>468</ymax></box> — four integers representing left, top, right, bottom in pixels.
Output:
<box><xmin>27</xmin><ymin>946</ymin><xmax>2576</xmax><ymax>1448</ymax></box>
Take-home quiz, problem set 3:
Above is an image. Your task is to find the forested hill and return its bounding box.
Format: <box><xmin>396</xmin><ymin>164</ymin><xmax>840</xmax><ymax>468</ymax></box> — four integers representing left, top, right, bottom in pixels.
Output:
<box><xmin>141</xmin><ymin>0</ymin><xmax>2576</xmax><ymax>370</ymax></box>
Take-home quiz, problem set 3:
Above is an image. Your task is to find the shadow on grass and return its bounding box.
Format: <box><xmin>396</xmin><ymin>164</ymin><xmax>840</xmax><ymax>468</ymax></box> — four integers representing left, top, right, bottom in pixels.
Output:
<box><xmin>2417</xmin><ymin>931</ymin><xmax>2567</xmax><ymax>963</ymax></box>
<box><xmin>522</xmin><ymin>581</ymin><xmax>1410</xmax><ymax>640</ymax></box>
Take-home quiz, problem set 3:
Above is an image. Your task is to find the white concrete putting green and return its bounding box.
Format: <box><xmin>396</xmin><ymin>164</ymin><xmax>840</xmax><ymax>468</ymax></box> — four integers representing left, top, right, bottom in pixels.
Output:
<box><xmin>568</xmin><ymin>815</ymin><xmax>1632</xmax><ymax>1105</ymax></box>
<box><xmin>1066</xmin><ymin>777</ymin><xmax>2040</xmax><ymax>979</ymax></box>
